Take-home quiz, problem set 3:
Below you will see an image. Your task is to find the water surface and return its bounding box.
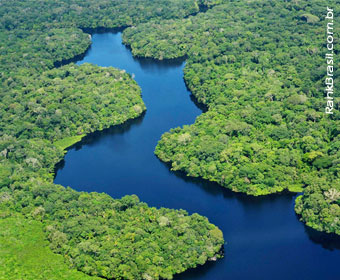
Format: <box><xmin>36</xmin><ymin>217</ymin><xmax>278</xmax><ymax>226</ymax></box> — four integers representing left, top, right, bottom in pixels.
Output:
<box><xmin>55</xmin><ymin>32</ymin><xmax>340</xmax><ymax>280</ymax></box>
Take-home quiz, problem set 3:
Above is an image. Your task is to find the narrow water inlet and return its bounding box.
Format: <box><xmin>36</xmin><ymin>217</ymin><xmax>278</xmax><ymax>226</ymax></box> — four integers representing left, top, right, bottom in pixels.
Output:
<box><xmin>54</xmin><ymin>32</ymin><xmax>340</xmax><ymax>280</ymax></box>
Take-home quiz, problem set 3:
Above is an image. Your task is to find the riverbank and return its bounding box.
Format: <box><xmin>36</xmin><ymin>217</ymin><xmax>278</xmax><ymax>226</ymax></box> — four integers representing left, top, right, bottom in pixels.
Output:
<box><xmin>55</xmin><ymin>32</ymin><xmax>340</xmax><ymax>280</ymax></box>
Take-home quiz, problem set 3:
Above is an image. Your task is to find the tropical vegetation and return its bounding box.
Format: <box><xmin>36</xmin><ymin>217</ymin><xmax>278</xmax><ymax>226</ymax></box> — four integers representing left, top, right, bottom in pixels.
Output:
<box><xmin>0</xmin><ymin>0</ymin><xmax>224</xmax><ymax>279</ymax></box>
<box><xmin>123</xmin><ymin>0</ymin><xmax>340</xmax><ymax>234</ymax></box>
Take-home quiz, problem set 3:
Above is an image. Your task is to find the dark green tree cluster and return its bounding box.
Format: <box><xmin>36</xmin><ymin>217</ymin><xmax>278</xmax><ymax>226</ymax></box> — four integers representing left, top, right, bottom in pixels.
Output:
<box><xmin>0</xmin><ymin>28</ymin><xmax>91</xmax><ymax>74</ymax></box>
<box><xmin>0</xmin><ymin>0</ymin><xmax>224</xmax><ymax>278</ymax></box>
<box><xmin>0</xmin><ymin>178</ymin><xmax>223</xmax><ymax>279</ymax></box>
<box><xmin>0</xmin><ymin>0</ymin><xmax>209</xmax><ymax>77</ymax></box>
<box><xmin>123</xmin><ymin>0</ymin><xmax>340</xmax><ymax>233</ymax></box>
<box><xmin>295</xmin><ymin>175</ymin><xmax>340</xmax><ymax>235</ymax></box>
<box><xmin>1</xmin><ymin>64</ymin><xmax>145</xmax><ymax>142</ymax></box>
<box><xmin>1</xmin><ymin>0</ymin><xmax>205</xmax><ymax>31</ymax></box>
<box><xmin>0</xmin><ymin>214</ymin><xmax>103</xmax><ymax>280</ymax></box>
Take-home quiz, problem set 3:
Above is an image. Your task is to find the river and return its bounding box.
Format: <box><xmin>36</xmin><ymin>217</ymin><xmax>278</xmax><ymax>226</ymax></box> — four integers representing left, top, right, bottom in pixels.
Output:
<box><xmin>54</xmin><ymin>32</ymin><xmax>340</xmax><ymax>280</ymax></box>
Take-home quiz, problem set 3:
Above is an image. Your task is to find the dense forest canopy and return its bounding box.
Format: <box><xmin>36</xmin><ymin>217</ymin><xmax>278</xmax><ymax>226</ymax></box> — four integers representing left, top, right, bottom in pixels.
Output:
<box><xmin>1</xmin><ymin>0</ymin><xmax>339</xmax><ymax>278</ymax></box>
<box><xmin>123</xmin><ymin>0</ymin><xmax>340</xmax><ymax>235</ymax></box>
<box><xmin>0</xmin><ymin>0</ymin><xmax>224</xmax><ymax>279</ymax></box>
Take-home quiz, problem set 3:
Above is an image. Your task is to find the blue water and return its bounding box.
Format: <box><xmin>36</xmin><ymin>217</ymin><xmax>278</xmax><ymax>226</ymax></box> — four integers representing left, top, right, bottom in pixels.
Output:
<box><xmin>54</xmin><ymin>32</ymin><xmax>340</xmax><ymax>280</ymax></box>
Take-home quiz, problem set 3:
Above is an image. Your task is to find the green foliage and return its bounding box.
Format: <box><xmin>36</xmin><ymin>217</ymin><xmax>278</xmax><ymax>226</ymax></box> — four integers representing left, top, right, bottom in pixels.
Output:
<box><xmin>0</xmin><ymin>28</ymin><xmax>91</xmax><ymax>75</ymax></box>
<box><xmin>295</xmin><ymin>176</ymin><xmax>340</xmax><ymax>235</ymax></box>
<box><xmin>1</xmin><ymin>63</ymin><xmax>145</xmax><ymax>142</ymax></box>
<box><xmin>1</xmin><ymin>180</ymin><xmax>223</xmax><ymax>279</ymax></box>
<box><xmin>124</xmin><ymin>0</ymin><xmax>339</xmax><ymax>194</ymax></box>
<box><xmin>54</xmin><ymin>135</ymin><xmax>85</xmax><ymax>151</ymax></box>
<box><xmin>123</xmin><ymin>0</ymin><xmax>340</xmax><ymax>233</ymax></box>
<box><xmin>0</xmin><ymin>0</ymin><xmax>224</xmax><ymax>278</ymax></box>
<box><xmin>0</xmin><ymin>0</ymin><xmax>203</xmax><ymax>31</ymax></box>
<box><xmin>0</xmin><ymin>214</ymin><xmax>101</xmax><ymax>280</ymax></box>
<box><xmin>300</xmin><ymin>13</ymin><xmax>320</xmax><ymax>24</ymax></box>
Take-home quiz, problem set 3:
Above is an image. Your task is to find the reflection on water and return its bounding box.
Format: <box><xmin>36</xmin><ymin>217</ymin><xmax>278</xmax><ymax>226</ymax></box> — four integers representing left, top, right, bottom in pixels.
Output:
<box><xmin>130</xmin><ymin>53</ymin><xmax>186</xmax><ymax>72</ymax></box>
<box><xmin>54</xmin><ymin>32</ymin><xmax>340</xmax><ymax>280</ymax></box>
<box><xmin>305</xmin><ymin>226</ymin><xmax>340</xmax><ymax>251</ymax></box>
<box><xmin>55</xmin><ymin>113</ymin><xmax>146</xmax><ymax>173</ymax></box>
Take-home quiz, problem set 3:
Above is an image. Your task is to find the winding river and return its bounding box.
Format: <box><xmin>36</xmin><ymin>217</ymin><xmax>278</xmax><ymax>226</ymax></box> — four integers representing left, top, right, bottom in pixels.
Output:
<box><xmin>54</xmin><ymin>32</ymin><xmax>340</xmax><ymax>280</ymax></box>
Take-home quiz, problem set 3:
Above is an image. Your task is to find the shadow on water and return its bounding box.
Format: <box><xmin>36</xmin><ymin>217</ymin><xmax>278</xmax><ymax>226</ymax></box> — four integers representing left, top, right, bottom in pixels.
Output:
<box><xmin>55</xmin><ymin>27</ymin><xmax>126</xmax><ymax>68</ymax></box>
<box><xmin>123</xmin><ymin>43</ymin><xmax>187</xmax><ymax>70</ymax></box>
<box><xmin>160</xmin><ymin>159</ymin><xmax>297</xmax><ymax>203</ymax></box>
<box><xmin>304</xmin><ymin>226</ymin><xmax>340</xmax><ymax>251</ymax></box>
<box><xmin>54</xmin><ymin>112</ymin><xmax>145</xmax><ymax>177</ymax></box>
<box><xmin>189</xmin><ymin>94</ymin><xmax>208</xmax><ymax>113</ymax></box>
<box><xmin>54</xmin><ymin>45</ymin><xmax>92</xmax><ymax>67</ymax></box>
<box><xmin>73</xmin><ymin>113</ymin><xmax>145</xmax><ymax>150</ymax></box>
<box><xmin>132</xmin><ymin>55</ymin><xmax>186</xmax><ymax>71</ymax></box>
<box><xmin>54</xmin><ymin>32</ymin><xmax>340</xmax><ymax>280</ymax></box>
<box><xmin>173</xmin><ymin>257</ymin><xmax>221</xmax><ymax>280</ymax></box>
<box><xmin>173</xmin><ymin>168</ymin><xmax>340</xmax><ymax>251</ymax></box>
<box><xmin>81</xmin><ymin>26</ymin><xmax>128</xmax><ymax>34</ymax></box>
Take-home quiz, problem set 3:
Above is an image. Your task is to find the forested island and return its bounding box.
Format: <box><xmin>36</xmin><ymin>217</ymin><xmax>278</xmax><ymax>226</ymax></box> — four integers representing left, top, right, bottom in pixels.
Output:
<box><xmin>0</xmin><ymin>1</ymin><xmax>224</xmax><ymax>279</ymax></box>
<box><xmin>0</xmin><ymin>0</ymin><xmax>339</xmax><ymax>279</ymax></box>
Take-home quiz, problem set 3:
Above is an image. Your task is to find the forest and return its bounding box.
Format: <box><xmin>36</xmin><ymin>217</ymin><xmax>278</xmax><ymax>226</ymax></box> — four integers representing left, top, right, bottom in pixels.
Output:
<box><xmin>123</xmin><ymin>0</ymin><xmax>340</xmax><ymax>235</ymax></box>
<box><xmin>1</xmin><ymin>0</ymin><xmax>340</xmax><ymax>278</ymax></box>
<box><xmin>0</xmin><ymin>0</ymin><xmax>224</xmax><ymax>279</ymax></box>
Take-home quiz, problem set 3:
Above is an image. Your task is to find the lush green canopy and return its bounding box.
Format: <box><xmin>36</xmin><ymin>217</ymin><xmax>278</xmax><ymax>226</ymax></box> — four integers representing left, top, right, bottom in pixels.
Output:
<box><xmin>123</xmin><ymin>0</ymin><xmax>340</xmax><ymax>233</ymax></box>
<box><xmin>0</xmin><ymin>0</ymin><xmax>224</xmax><ymax>279</ymax></box>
